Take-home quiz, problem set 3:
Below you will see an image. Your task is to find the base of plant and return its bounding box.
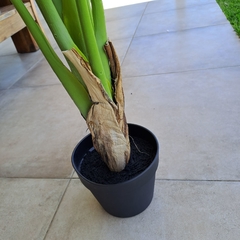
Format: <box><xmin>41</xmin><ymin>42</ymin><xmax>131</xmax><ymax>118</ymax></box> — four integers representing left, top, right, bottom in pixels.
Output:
<box><xmin>72</xmin><ymin>123</ymin><xmax>159</xmax><ymax>218</ymax></box>
<box><xmin>80</xmin><ymin>136</ymin><xmax>156</xmax><ymax>184</ymax></box>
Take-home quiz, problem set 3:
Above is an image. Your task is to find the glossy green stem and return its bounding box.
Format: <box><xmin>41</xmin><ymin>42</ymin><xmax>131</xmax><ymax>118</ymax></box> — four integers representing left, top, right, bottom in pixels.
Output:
<box><xmin>76</xmin><ymin>0</ymin><xmax>113</xmax><ymax>100</ymax></box>
<box><xmin>91</xmin><ymin>0</ymin><xmax>111</xmax><ymax>86</ymax></box>
<box><xmin>10</xmin><ymin>0</ymin><xmax>91</xmax><ymax>118</ymax></box>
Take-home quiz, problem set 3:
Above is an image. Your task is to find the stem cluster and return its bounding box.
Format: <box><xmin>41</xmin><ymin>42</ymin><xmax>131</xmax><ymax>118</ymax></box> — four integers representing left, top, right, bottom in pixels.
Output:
<box><xmin>11</xmin><ymin>0</ymin><xmax>113</xmax><ymax>117</ymax></box>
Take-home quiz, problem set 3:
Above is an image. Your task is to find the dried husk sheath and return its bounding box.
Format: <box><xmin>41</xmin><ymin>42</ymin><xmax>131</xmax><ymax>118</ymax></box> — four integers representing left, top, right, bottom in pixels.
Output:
<box><xmin>64</xmin><ymin>41</ymin><xmax>130</xmax><ymax>172</ymax></box>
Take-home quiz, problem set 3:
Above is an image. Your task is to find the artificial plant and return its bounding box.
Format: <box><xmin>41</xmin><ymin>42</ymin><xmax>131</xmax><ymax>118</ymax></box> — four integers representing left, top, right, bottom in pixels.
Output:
<box><xmin>11</xmin><ymin>0</ymin><xmax>130</xmax><ymax>172</ymax></box>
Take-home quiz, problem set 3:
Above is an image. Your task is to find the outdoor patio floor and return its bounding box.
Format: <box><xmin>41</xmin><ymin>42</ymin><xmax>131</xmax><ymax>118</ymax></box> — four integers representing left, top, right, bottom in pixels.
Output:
<box><xmin>1</xmin><ymin>0</ymin><xmax>240</xmax><ymax>239</ymax></box>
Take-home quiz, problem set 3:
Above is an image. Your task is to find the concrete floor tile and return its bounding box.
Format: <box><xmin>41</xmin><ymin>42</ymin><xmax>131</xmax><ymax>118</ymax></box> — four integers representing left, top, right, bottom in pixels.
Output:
<box><xmin>0</xmin><ymin>85</ymin><xmax>88</xmax><ymax>178</ymax></box>
<box><xmin>0</xmin><ymin>8</ymin><xmax>60</xmax><ymax>91</ymax></box>
<box><xmin>111</xmin><ymin>38</ymin><xmax>132</xmax><ymax>64</ymax></box>
<box><xmin>72</xmin><ymin>171</ymin><xmax>78</xmax><ymax>179</ymax></box>
<box><xmin>105</xmin><ymin>3</ymin><xmax>147</xmax><ymax>21</ymax></box>
<box><xmin>123</xmin><ymin>67</ymin><xmax>240</xmax><ymax>180</ymax></box>
<box><xmin>136</xmin><ymin>3</ymin><xmax>227</xmax><ymax>37</ymax></box>
<box><xmin>12</xmin><ymin>58</ymin><xmax>58</xmax><ymax>88</ymax></box>
<box><xmin>0</xmin><ymin>38</ymin><xmax>17</xmax><ymax>56</ymax></box>
<box><xmin>0</xmin><ymin>178</ymin><xmax>69</xmax><ymax>240</ymax></box>
<box><xmin>145</xmin><ymin>0</ymin><xmax>216</xmax><ymax>14</ymax></box>
<box><xmin>0</xmin><ymin>51</ymin><xmax>44</xmax><ymax>90</ymax></box>
<box><xmin>45</xmin><ymin>180</ymin><xmax>240</xmax><ymax>240</ymax></box>
<box><xmin>151</xmin><ymin>180</ymin><xmax>240</xmax><ymax>240</ymax></box>
<box><xmin>122</xmin><ymin>24</ymin><xmax>240</xmax><ymax>77</ymax></box>
<box><xmin>0</xmin><ymin>89</ymin><xmax>7</xmax><ymax>99</ymax></box>
<box><xmin>106</xmin><ymin>16</ymin><xmax>141</xmax><ymax>40</ymax></box>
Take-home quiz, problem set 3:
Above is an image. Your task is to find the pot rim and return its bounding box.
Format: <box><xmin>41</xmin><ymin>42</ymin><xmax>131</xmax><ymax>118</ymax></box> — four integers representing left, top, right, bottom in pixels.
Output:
<box><xmin>72</xmin><ymin>123</ymin><xmax>159</xmax><ymax>187</ymax></box>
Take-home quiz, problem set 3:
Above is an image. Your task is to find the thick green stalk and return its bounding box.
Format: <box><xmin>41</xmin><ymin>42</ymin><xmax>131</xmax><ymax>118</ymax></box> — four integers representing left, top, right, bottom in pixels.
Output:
<box><xmin>76</xmin><ymin>0</ymin><xmax>113</xmax><ymax>100</ymax></box>
<box><xmin>10</xmin><ymin>0</ymin><xmax>91</xmax><ymax>118</ymax></box>
<box><xmin>62</xmin><ymin>0</ymin><xmax>88</xmax><ymax>59</ymax></box>
<box><xmin>91</xmin><ymin>0</ymin><xmax>111</xmax><ymax>85</ymax></box>
<box><xmin>86</xmin><ymin>0</ymin><xmax>94</xmax><ymax>28</ymax></box>
<box><xmin>36</xmin><ymin>0</ymin><xmax>87</xmax><ymax>61</ymax></box>
<box><xmin>52</xmin><ymin>0</ymin><xmax>62</xmax><ymax>18</ymax></box>
<box><xmin>36</xmin><ymin>0</ymin><xmax>88</xmax><ymax>88</ymax></box>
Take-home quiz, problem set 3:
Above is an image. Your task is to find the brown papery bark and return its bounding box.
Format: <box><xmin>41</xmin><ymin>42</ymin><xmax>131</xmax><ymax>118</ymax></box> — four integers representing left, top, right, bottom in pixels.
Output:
<box><xmin>64</xmin><ymin>41</ymin><xmax>130</xmax><ymax>172</ymax></box>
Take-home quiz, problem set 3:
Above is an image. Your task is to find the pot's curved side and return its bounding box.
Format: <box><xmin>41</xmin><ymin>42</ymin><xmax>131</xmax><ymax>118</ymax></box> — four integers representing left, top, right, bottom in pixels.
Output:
<box><xmin>72</xmin><ymin>123</ymin><xmax>159</xmax><ymax>218</ymax></box>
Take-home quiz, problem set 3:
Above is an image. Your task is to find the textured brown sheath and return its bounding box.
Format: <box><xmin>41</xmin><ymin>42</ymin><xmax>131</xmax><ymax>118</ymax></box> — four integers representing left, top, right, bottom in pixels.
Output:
<box><xmin>63</xmin><ymin>41</ymin><xmax>130</xmax><ymax>172</ymax></box>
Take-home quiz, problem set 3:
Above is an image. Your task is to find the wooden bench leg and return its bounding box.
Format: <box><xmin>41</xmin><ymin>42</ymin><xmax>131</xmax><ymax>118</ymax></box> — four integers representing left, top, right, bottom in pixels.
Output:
<box><xmin>11</xmin><ymin>27</ymin><xmax>39</xmax><ymax>53</ymax></box>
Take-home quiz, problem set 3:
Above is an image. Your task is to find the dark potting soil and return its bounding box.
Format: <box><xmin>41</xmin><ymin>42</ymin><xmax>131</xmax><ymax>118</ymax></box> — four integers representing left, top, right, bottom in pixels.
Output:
<box><xmin>80</xmin><ymin>136</ymin><xmax>156</xmax><ymax>184</ymax></box>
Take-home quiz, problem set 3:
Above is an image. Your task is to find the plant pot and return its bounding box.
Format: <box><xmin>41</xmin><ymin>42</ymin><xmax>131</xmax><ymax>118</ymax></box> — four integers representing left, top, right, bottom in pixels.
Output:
<box><xmin>72</xmin><ymin>123</ymin><xmax>159</xmax><ymax>218</ymax></box>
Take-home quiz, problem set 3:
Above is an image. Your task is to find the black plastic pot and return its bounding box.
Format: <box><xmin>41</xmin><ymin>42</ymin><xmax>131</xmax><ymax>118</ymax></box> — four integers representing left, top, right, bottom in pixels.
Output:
<box><xmin>72</xmin><ymin>123</ymin><xmax>159</xmax><ymax>218</ymax></box>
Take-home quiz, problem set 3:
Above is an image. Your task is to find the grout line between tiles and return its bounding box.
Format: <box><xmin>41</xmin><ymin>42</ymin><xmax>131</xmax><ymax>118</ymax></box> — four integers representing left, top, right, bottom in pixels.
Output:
<box><xmin>120</xmin><ymin>2</ymin><xmax>149</xmax><ymax>66</ymax></box>
<box><xmin>122</xmin><ymin>64</ymin><xmax>240</xmax><ymax>79</ymax></box>
<box><xmin>9</xmin><ymin>82</ymin><xmax>62</xmax><ymax>90</ymax></box>
<box><xmin>133</xmin><ymin>22</ymin><xmax>232</xmax><ymax>39</ymax></box>
<box><xmin>110</xmin><ymin>22</ymin><xmax>234</xmax><ymax>43</ymax></box>
<box><xmin>3</xmin><ymin>63</ymin><xmax>240</xmax><ymax>92</ymax></box>
<box><xmin>43</xmin><ymin>177</ymin><xmax>72</xmax><ymax>240</ymax></box>
<box><xmin>1</xmin><ymin>177</ymin><xmax>239</xmax><ymax>183</ymax></box>
<box><xmin>0</xmin><ymin>177</ymin><xmax>74</xmax><ymax>180</ymax></box>
<box><xmin>155</xmin><ymin>178</ymin><xmax>240</xmax><ymax>183</ymax></box>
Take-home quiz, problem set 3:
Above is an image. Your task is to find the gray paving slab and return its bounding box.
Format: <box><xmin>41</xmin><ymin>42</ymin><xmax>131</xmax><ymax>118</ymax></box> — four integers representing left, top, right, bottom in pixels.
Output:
<box><xmin>122</xmin><ymin>24</ymin><xmax>240</xmax><ymax>77</ymax></box>
<box><xmin>0</xmin><ymin>85</ymin><xmax>87</xmax><ymax>178</ymax></box>
<box><xmin>123</xmin><ymin>66</ymin><xmax>240</xmax><ymax>180</ymax></box>
<box><xmin>106</xmin><ymin>15</ymin><xmax>142</xmax><ymax>40</ymax></box>
<box><xmin>107</xmin><ymin>37</ymin><xmax>133</xmax><ymax>64</ymax></box>
<box><xmin>44</xmin><ymin>179</ymin><xmax>240</xmax><ymax>240</ymax></box>
<box><xmin>10</xmin><ymin>58</ymin><xmax>57</xmax><ymax>88</ymax></box>
<box><xmin>0</xmin><ymin>50</ymin><xmax>44</xmax><ymax>90</ymax></box>
<box><xmin>0</xmin><ymin>38</ymin><xmax>18</xmax><ymax>56</ymax></box>
<box><xmin>136</xmin><ymin>3</ymin><xmax>228</xmax><ymax>37</ymax></box>
<box><xmin>0</xmin><ymin>178</ymin><xmax>69</xmax><ymax>240</ymax></box>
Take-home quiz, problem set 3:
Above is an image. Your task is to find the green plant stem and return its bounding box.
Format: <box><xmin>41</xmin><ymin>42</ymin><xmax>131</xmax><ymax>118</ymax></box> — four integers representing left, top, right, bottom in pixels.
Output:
<box><xmin>91</xmin><ymin>0</ymin><xmax>111</xmax><ymax>85</ymax></box>
<box><xmin>10</xmin><ymin>0</ymin><xmax>91</xmax><ymax>118</ymax></box>
<box><xmin>86</xmin><ymin>0</ymin><xmax>94</xmax><ymax>27</ymax></box>
<box><xmin>52</xmin><ymin>0</ymin><xmax>63</xmax><ymax>18</ymax></box>
<box><xmin>62</xmin><ymin>0</ymin><xmax>88</xmax><ymax>59</ymax></box>
<box><xmin>36</xmin><ymin>0</ymin><xmax>88</xmax><ymax>89</ymax></box>
<box><xmin>76</xmin><ymin>0</ymin><xmax>113</xmax><ymax>100</ymax></box>
<box><xmin>36</xmin><ymin>0</ymin><xmax>86</xmax><ymax>61</ymax></box>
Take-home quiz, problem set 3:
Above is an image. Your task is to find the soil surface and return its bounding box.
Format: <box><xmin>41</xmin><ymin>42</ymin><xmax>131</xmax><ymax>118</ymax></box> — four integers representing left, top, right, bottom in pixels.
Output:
<box><xmin>80</xmin><ymin>136</ymin><xmax>156</xmax><ymax>184</ymax></box>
